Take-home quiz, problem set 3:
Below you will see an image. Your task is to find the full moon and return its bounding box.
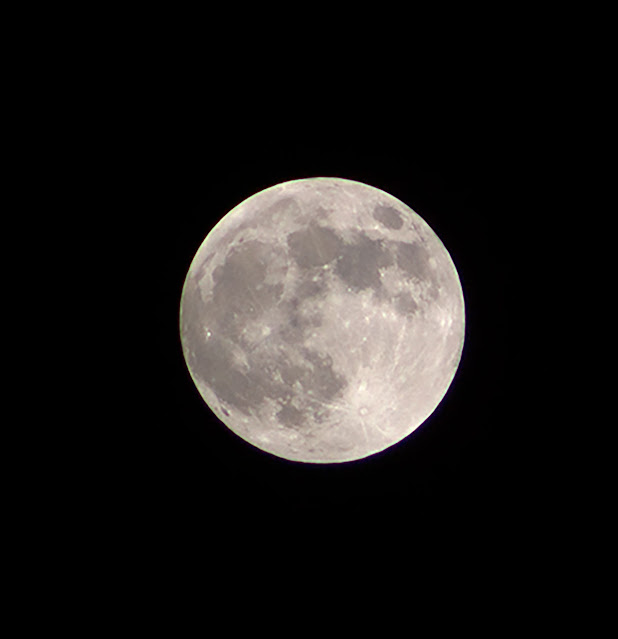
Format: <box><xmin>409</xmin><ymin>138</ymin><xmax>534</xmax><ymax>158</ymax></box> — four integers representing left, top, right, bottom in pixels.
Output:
<box><xmin>180</xmin><ymin>178</ymin><xmax>465</xmax><ymax>463</ymax></box>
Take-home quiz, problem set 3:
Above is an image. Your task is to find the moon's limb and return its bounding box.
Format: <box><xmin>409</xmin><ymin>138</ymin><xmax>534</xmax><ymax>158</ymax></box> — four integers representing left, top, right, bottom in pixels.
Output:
<box><xmin>180</xmin><ymin>177</ymin><xmax>465</xmax><ymax>463</ymax></box>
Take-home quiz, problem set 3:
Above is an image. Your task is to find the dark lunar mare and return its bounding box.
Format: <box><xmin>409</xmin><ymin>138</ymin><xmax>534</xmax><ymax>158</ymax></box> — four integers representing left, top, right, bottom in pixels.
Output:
<box><xmin>334</xmin><ymin>234</ymin><xmax>393</xmax><ymax>294</ymax></box>
<box><xmin>373</xmin><ymin>204</ymin><xmax>404</xmax><ymax>230</ymax></box>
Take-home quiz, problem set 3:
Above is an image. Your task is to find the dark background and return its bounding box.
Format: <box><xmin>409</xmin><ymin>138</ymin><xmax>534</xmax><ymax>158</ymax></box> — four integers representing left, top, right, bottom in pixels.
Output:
<box><xmin>21</xmin><ymin>11</ymin><xmax>573</xmax><ymax>623</ymax></box>
<box><xmin>115</xmin><ymin>105</ymin><xmax>539</xmax><ymax>566</ymax></box>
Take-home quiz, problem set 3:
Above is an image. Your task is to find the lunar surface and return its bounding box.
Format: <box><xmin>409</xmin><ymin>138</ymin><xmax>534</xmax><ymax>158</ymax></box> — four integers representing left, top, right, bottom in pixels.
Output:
<box><xmin>180</xmin><ymin>178</ymin><xmax>465</xmax><ymax>463</ymax></box>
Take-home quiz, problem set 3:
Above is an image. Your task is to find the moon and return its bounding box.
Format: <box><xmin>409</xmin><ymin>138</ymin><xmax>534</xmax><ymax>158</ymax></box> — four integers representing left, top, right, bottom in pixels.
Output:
<box><xmin>180</xmin><ymin>177</ymin><xmax>465</xmax><ymax>463</ymax></box>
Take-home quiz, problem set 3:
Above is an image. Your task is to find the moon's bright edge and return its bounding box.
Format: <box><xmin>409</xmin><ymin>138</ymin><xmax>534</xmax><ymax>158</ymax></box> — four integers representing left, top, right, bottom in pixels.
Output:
<box><xmin>180</xmin><ymin>178</ymin><xmax>465</xmax><ymax>463</ymax></box>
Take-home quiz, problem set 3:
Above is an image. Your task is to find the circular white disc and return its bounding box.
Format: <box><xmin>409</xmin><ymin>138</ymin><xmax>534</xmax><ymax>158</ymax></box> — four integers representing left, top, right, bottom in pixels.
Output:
<box><xmin>180</xmin><ymin>178</ymin><xmax>465</xmax><ymax>463</ymax></box>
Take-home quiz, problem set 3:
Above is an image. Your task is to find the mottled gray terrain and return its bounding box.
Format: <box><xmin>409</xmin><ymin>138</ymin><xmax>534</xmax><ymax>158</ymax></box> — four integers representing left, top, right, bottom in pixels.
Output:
<box><xmin>180</xmin><ymin>178</ymin><xmax>465</xmax><ymax>462</ymax></box>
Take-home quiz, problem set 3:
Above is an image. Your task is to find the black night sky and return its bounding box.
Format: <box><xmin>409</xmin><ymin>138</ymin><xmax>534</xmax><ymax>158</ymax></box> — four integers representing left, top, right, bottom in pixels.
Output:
<box><xmin>31</xmin><ymin>11</ymin><xmax>569</xmax><ymax>621</ymax></box>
